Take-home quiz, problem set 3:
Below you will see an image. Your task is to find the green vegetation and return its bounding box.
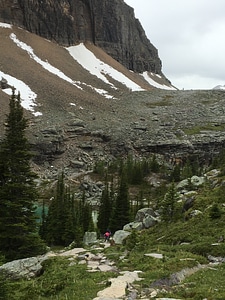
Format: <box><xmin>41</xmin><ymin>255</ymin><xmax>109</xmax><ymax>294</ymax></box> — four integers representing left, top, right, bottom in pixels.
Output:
<box><xmin>40</xmin><ymin>172</ymin><xmax>94</xmax><ymax>247</ymax></box>
<box><xmin>0</xmin><ymin>92</ymin><xmax>46</xmax><ymax>260</ymax></box>
<box><xmin>183</xmin><ymin>122</ymin><xmax>225</xmax><ymax>135</ymax></box>
<box><xmin>2</xmin><ymin>93</ymin><xmax>225</xmax><ymax>298</ymax></box>
<box><xmin>1</xmin><ymin>257</ymin><xmax>115</xmax><ymax>300</ymax></box>
<box><xmin>145</xmin><ymin>99</ymin><xmax>173</xmax><ymax>108</ymax></box>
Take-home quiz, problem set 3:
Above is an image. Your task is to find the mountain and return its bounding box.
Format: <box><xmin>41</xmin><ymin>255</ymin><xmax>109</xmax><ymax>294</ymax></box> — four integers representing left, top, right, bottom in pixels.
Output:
<box><xmin>0</xmin><ymin>0</ymin><xmax>165</xmax><ymax>75</ymax></box>
<box><xmin>1</xmin><ymin>1</ymin><xmax>225</xmax><ymax>178</ymax></box>
<box><xmin>213</xmin><ymin>84</ymin><xmax>225</xmax><ymax>90</ymax></box>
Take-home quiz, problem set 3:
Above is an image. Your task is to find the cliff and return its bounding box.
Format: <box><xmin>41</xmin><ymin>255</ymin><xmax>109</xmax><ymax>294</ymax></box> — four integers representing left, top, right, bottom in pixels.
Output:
<box><xmin>0</xmin><ymin>0</ymin><xmax>162</xmax><ymax>74</ymax></box>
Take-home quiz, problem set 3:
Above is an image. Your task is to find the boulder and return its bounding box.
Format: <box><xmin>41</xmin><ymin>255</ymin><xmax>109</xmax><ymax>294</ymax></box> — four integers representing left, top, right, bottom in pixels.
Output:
<box><xmin>0</xmin><ymin>256</ymin><xmax>48</xmax><ymax>280</ymax></box>
<box><xmin>177</xmin><ymin>176</ymin><xmax>205</xmax><ymax>190</ymax></box>
<box><xmin>135</xmin><ymin>207</ymin><xmax>156</xmax><ymax>222</ymax></box>
<box><xmin>143</xmin><ymin>215</ymin><xmax>158</xmax><ymax>229</ymax></box>
<box><xmin>83</xmin><ymin>231</ymin><xmax>97</xmax><ymax>245</ymax></box>
<box><xmin>191</xmin><ymin>175</ymin><xmax>205</xmax><ymax>186</ymax></box>
<box><xmin>123</xmin><ymin>222</ymin><xmax>143</xmax><ymax>231</ymax></box>
<box><xmin>113</xmin><ymin>230</ymin><xmax>131</xmax><ymax>244</ymax></box>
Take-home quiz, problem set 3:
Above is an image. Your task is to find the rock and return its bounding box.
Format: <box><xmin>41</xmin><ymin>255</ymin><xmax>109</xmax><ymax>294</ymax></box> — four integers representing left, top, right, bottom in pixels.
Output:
<box><xmin>204</xmin><ymin>169</ymin><xmax>220</xmax><ymax>179</ymax></box>
<box><xmin>123</xmin><ymin>222</ymin><xmax>143</xmax><ymax>231</ymax></box>
<box><xmin>93</xmin><ymin>270</ymin><xmax>142</xmax><ymax>300</ymax></box>
<box><xmin>0</xmin><ymin>0</ymin><xmax>163</xmax><ymax>76</ymax></box>
<box><xmin>67</xmin><ymin>119</ymin><xmax>85</xmax><ymax>127</ymax></box>
<box><xmin>83</xmin><ymin>231</ymin><xmax>98</xmax><ymax>245</ymax></box>
<box><xmin>97</xmin><ymin>265</ymin><xmax>114</xmax><ymax>272</ymax></box>
<box><xmin>190</xmin><ymin>209</ymin><xmax>202</xmax><ymax>217</ymax></box>
<box><xmin>144</xmin><ymin>253</ymin><xmax>163</xmax><ymax>259</ymax></box>
<box><xmin>191</xmin><ymin>175</ymin><xmax>205</xmax><ymax>186</ymax></box>
<box><xmin>70</xmin><ymin>160</ymin><xmax>85</xmax><ymax>168</ymax></box>
<box><xmin>143</xmin><ymin>215</ymin><xmax>158</xmax><ymax>229</ymax></box>
<box><xmin>182</xmin><ymin>196</ymin><xmax>195</xmax><ymax>212</ymax></box>
<box><xmin>0</xmin><ymin>256</ymin><xmax>48</xmax><ymax>279</ymax></box>
<box><xmin>113</xmin><ymin>230</ymin><xmax>131</xmax><ymax>244</ymax></box>
<box><xmin>177</xmin><ymin>175</ymin><xmax>205</xmax><ymax>190</ymax></box>
<box><xmin>135</xmin><ymin>207</ymin><xmax>156</xmax><ymax>222</ymax></box>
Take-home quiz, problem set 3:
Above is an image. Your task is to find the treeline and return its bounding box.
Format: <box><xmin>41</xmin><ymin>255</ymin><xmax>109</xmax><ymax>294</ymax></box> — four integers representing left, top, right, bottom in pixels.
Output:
<box><xmin>0</xmin><ymin>92</ymin><xmax>214</xmax><ymax>262</ymax></box>
<box><xmin>39</xmin><ymin>172</ymin><xmax>94</xmax><ymax>247</ymax></box>
<box><xmin>0</xmin><ymin>93</ymin><xmax>46</xmax><ymax>261</ymax></box>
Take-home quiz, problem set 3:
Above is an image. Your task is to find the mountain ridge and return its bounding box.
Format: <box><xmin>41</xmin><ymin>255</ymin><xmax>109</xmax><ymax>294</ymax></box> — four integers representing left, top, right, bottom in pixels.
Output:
<box><xmin>0</xmin><ymin>0</ymin><xmax>165</xmax><ymax>76</ymax></box>
<box><xmin>1</xmin><ymin>4</ymin><xmax>225</xmax><ymax>178</ymax></box>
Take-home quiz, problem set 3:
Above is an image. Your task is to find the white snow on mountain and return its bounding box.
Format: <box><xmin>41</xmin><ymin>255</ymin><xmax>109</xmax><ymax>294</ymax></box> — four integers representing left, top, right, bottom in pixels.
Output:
<box><xmin>66</xmin><ymin>43</ymin><xmax>144</xmax><ymax>92</ymax></box>
<box><xmin>213</xmin><ymin>85</ymin><xmax>225</xmax><ymax>90</ymax></box>
<box><xmin>142</xmin><ymin>72</ymin><xmax>176</xmax><ymax>90</ymax></box>
<box><xmin>0</xmin><ymin>22</ymin><xmax>176</xmax><ymax>116</ymax></box>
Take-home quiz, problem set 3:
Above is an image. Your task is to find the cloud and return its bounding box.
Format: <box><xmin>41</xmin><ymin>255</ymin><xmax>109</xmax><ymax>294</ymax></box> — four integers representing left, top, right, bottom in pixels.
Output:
<box><xmin>125</xmin><ymin>0</ymin><xmax>225</xmax><ymax>89</ymax></box>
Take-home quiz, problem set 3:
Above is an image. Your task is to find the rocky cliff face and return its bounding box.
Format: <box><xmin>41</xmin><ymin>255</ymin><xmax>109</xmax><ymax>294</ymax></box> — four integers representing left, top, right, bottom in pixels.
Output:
<box><xmin>0</xmin><ymin>0</ymin><xmax>162</xmax><ymax>74</ymax></box>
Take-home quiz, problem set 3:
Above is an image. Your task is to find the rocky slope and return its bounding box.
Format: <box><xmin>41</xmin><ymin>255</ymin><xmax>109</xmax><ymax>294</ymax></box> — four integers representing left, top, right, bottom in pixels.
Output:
<box><xmin>0</xmin><ymin>13</ymin><xmax>225</xmax><ymax>180</ymax></box>
<box><xmin>0</xmin><ymin>0</ymin><xmax>163</xmax><ymax>76</ymax></box>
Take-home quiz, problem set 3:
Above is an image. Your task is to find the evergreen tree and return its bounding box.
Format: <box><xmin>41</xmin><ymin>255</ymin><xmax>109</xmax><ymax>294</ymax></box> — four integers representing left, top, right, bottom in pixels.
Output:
<box><xmin>182</xmin><ymin>158</ymin><xmax>193</xmax><ymax>179</ymax></box>
<box><xmin>44</xmin><ymin>172</ymin><xmax>65</xmax><ymax>245</ymax></box>
<box><xmin>0</xmin><ymin>92</ymin><xmax>45</xmax><ymax>260</ymax></box>
<box><xmin>161</xmin><ymin>182</ymin><xmax>180</xmax><ymax>222</ymax></box>
<box><xmin>44</xmin><ymin>172</ymin><xmax>95</xmax><ymax>246</ymax></box>
<box><xmin>110</xmin><ymin>168</ymin><xmax>130</xmax><ymax>233</ymax></box>
<box><xmin>209</xmin><ymin>203</ymin><xmax>221</xmax><ymax>219</ymax></box>
<box><xmin>170</xmin><ymin>164</ymin><xmax>181</xmax><ymax>182</ymax></box>
<box><xmin>44</xmin><ymin>172</ymin><xmax>76</xmax><ymax>246</ymax></box>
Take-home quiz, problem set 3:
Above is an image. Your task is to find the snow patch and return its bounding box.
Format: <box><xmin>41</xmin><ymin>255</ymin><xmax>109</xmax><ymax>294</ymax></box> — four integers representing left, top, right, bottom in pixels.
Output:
<box><xmin>142</xmin><ymin>71</ymin><xmax>176</xmax><ymax>90</ymax></box>
<box><xmin>0</xmin><ymin>71</ymin><xmax>42</xmax><ymax>115</ymax></box>
<box><xmin>10</xmin><ymin>33</ymin><xmax>82</xmax><ymax>90</ymax></box>
<box><xmin>0</xmin><ymin>22</ymin><xmax>12</xmax><ymax>28</ymax></box>
<box><xmin>66</xmin><ymin>43</ymin><xmax>144</xmax><ymax>92</ymax></box>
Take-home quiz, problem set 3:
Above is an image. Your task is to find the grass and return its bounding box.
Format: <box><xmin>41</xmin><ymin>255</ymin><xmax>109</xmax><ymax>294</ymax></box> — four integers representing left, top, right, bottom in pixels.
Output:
<box><xmin>3</xmin><ymin>167</ymin><xmax>225</xmax><ymax>299</ymax></box>
<box><xmin>183</xmin><ymin>123</ymin><xmax>225</xmax><ymax>135</ymax></box>
<box><xmin>145</xmin><ymin>99</ymin><xmax>173</xmax><ymax>108</ymax></box>
<box><xmin>3</xmin><ymin>257</ymin><xmax>115</xmax><ymax>300</ymax></box>
<box><xmin>157</xmin><ymin>264</ymin><xmax>225</xmax><ymax>299</ymax></box>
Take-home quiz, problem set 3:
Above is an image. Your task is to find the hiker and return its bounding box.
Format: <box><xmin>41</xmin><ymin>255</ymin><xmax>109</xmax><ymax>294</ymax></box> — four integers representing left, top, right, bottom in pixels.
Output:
<box><xmin>104</xmin><ymin>230</ymin><xmax>111</xmax><ymax>242</ymax></box>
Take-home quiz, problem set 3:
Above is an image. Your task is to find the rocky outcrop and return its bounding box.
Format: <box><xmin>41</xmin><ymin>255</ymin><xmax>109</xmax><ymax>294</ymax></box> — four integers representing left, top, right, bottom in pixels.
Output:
<box><xmin>0</xmin><ymin>256</ymin><xmax>48</xmax><ymax>279</ymax></box>
<box><xmin>0</xmin><ymin>0</ymin><xmax>163</xmax><ymax>75</ymax></box>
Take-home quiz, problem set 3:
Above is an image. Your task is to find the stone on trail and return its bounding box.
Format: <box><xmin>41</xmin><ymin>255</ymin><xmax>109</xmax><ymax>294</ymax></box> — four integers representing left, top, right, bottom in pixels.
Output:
<box><xmin>93</xmin><ymin>270</ymin><xmax>142</xmax><ymax>300</ymax></box>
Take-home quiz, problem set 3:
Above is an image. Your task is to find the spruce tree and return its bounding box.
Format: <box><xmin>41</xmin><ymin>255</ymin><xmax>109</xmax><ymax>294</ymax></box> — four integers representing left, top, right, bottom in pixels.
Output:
<box><xmin>0</xmin><ymin>92</ymin><xmax>45</xmax><ymax>260</ymax></box>
<box><xmin>44</xmin><ymin>172</ymin><xmax>75</xmax><ymax>246</ymax></box>
<box><xmin>110</xmin><ymin>168</ymin><xmax>130</xmax><ymax>233</ymax></box>
<box><xmin>161</xmin><ymin>182</ymin><xmax>180</xmax><ymax>222</ymax></box>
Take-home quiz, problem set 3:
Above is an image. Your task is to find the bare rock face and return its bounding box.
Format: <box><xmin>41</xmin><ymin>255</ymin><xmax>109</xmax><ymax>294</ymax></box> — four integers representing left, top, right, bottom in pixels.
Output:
<box><xmin>0</xmin><ymin>0</ymin><xmax>162</xmax><ymax>74</ymax></box>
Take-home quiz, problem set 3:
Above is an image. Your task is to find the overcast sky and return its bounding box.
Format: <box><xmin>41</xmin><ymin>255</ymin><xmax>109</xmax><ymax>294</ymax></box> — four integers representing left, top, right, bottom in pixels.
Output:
<box><xmin>124</xmin><ymin>0</ymin><xmax>225</xmax><ymax>90</ymax></box>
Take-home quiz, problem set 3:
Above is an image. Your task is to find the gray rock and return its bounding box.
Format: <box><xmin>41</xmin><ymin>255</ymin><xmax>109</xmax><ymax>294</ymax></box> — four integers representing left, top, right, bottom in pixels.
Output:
<box><xmin>143</xmin><ymin>215</ymin><xmax>158</xmax><ymax>229</ymax></box>
<box><xmin>123</xmin><ymin>222</ymin><xmax>143</xmax><ymax>231</ymax></box>
<box><xmin>0</xmin><ymin>0</ymin><xmax>163</xmax><ymax>76</ymax></box>
<box><xmin>0</xmin><ymin>256</ymin><xmax>48</xmax><ymax>279</ymax></box>
<box><xmin>113</xmin><ymin>230</ymin><xmax>131</xmax><ymax>244</ymax></box>
<box><xmin>70</xmin><ymin>160</ymin><xmax>85</xmax><ymax>168</ymax></box>
<box><xmin>135</xmin><ymin>208</ymin><xmax>156</xmax><ymax>222</ymax></box>
<box><xmin>83</xmin><ymin>231</ymin><xmax>97</xmax><ymax>245</ymax></box>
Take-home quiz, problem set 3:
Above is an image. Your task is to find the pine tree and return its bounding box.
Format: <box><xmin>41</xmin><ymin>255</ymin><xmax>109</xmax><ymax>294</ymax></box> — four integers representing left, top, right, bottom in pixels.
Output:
<box><xmin>0</xmin><ymin>92</ymin><xmax>45</xmax><ymax>260</ymax></box>
<box><xmin>44</xmin><ymin>172</ymin><xmax>75</xmax><ymax>246</ymax></box>
<box><xmin>110</xmin><ymin>168</ymin><xmax>130</xmax><ymax>233</ymax></box>
<box><xmin>161</xmin><ymin>182</ymin><xmax>180</xmax><ymax>222</ymax></box>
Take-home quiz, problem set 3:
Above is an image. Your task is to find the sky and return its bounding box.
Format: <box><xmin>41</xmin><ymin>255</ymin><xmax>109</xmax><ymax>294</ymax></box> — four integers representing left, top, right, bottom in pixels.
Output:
<box><xmin>125</xmin><ymin>0</ymin><xmax>225</xmax><ymax>90</ymax></box>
